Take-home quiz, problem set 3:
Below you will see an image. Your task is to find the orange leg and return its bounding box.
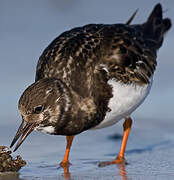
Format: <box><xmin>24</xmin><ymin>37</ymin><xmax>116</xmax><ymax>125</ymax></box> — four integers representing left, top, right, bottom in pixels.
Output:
<box><xmin>114</xmin><ymin>117</ymin><xmax>132</xmax><ymax>163</ymax></box>
<box><xmin>99</xmin><ymin>117</ymin><xmax>132</xmax><ymax>167</ymax></box>
<box><xmin>59</xmin><ymin>136</ymin><xmax>74</xmax><ymax>168</ymax></box>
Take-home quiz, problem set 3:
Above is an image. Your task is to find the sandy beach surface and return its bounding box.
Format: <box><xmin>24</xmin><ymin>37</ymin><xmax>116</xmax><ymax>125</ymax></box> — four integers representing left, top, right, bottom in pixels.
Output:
<box><xmin>1</xmin><ymin>116</ymin><xmax>174</xmax><ymax>180</ymax></box>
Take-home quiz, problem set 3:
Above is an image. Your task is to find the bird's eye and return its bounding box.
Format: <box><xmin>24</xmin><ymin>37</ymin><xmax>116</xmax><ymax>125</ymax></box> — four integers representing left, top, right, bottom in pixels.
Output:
<box><xmin>33</xmin><ymin>105</ymin><xmax>44</xmax><ymax>114</ymax></box>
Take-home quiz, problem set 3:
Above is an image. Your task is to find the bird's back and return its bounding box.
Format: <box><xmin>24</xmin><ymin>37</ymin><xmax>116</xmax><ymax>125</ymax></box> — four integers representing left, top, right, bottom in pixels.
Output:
<box><xmin>36</xmin><ymin>4</ymin><xmax>171</xmax><ymax>87</ymax></box>
<box><xmin>35</xmin><ymin>4</ymin><xmax>171</xmax><ymax>131</ymax></box>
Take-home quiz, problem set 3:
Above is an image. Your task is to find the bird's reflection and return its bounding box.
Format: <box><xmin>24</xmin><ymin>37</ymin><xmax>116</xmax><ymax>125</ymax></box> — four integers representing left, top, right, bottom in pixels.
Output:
<box><xmin>116</xmin><ymin>163</ymin><xmax>128</xmax><ymax>180</ymax></box>
<box><xmin>61</xmin><ymin>163</ymin><xmax>128</xmax><ymax>180</ymax></box>
<box><xmin>61</xmin><ymin>166</ymin><xmax>71</xmax><ymax>180</ymax></box>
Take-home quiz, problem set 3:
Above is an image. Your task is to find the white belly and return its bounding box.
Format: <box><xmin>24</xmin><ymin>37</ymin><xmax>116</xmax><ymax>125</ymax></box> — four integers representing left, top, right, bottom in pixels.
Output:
<box><xmin>93</xmin><ymin>79</ymin><xmax>152</xmax><ymax>129</ymax></box>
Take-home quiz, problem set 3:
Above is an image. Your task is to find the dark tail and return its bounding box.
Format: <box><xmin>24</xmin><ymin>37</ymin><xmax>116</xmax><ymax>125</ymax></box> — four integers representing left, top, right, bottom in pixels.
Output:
<box><xmin>143</xmin><ymin>3</ymin><xmax>172</xmax><ymax>49</ymax></box>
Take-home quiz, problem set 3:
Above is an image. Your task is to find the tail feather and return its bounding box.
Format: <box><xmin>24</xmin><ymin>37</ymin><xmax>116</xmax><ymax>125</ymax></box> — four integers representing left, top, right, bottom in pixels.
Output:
<box><xmin>143</xmin><ymin>3</ymin><xmax>172</xmax><ymax>49</ymax></box>
<box><xmin>147</xmin><ymin>3</ymin><xmax>162</xmax><ymax>22</ymax></box>
<box><xmin>126</xmin><ymin>9</ymin><xmax>139</xmax><ymax>25</ymax></box>
<box><xmin>162</xmin><ymin>18</ymin><xmax>172</xmax><ymax>32</ymax></box>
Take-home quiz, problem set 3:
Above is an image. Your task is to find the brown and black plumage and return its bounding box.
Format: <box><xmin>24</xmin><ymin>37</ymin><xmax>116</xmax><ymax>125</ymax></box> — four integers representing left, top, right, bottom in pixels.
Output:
<box><xmin>10</xmin><ymin>4</ymin><xmax>171</xmax><ymax>166</ymax></box>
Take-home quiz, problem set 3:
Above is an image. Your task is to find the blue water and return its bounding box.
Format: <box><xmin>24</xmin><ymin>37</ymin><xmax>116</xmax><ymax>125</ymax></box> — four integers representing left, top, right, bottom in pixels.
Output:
<box><xmin>0</xmin><ymin>0</ymin><xmax>174</xmax><ymax>179</ymax></box>
<box><xmin>1</xmin><ymin>117</ymin><xmax>174</xmax><ymax>180</ymax></box>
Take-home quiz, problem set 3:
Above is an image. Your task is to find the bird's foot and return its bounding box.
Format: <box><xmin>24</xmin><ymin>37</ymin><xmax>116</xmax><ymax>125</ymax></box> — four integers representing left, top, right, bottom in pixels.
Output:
<box><xmin>98</xmin><ymin>155</ymin><xmax>126</xmax><ymax>167</ymax></box>
<box><xmin>59</xmin><ymin>160</ymin><xmax>72</xmax><ymax>168</ymax></box>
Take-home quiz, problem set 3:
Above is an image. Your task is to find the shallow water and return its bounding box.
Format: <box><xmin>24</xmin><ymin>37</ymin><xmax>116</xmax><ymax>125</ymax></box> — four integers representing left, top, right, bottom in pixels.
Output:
<box><xmin>1</xmin><ymin>117</ymin><xmax>174</xmax><ymax>180</ymax></box>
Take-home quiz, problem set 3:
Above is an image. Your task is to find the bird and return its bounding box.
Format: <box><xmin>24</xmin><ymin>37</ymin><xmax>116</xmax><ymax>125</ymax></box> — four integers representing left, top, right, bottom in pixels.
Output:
<box><xmin>10</xmin><ymin>3</ymin><xmax>171</xmax><ymax>167</ymax></box>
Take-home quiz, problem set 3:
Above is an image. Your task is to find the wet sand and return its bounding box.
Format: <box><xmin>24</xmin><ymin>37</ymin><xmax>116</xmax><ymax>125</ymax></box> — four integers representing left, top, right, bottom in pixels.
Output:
<box><xmin>1</xmin><ymin>117</ymin><xmax>174</xmax><ymax>180</ymax></box>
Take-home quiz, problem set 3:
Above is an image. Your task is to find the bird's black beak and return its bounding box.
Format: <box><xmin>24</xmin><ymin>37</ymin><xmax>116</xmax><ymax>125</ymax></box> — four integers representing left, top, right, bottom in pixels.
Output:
<box><xmin>10</xmin><ymin>120</ymin><xmax>36</xmax><ymax>152</ymax></box>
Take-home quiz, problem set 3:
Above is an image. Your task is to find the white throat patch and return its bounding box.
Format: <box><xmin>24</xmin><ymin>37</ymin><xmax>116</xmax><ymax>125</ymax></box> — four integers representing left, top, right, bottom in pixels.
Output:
<box><xmin>36</xmin><ymin>126</ymin><xmax>55</xmax><ymax>134</ymax></box>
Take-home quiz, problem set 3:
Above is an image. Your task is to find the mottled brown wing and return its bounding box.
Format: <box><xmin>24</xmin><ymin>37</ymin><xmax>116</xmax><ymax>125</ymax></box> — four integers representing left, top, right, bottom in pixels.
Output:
<box><xmin>35</xmin><ymin>23</ymin><xmax>157</xmax><ymax>86</ymax></box>
<box><xmin>36</xmin><ymin>3</ymin><xmax>171</xmax><ymax>86</ymax></box>
<box><xmin>35</xmin><ymin>24</ymin><xmax>105</xmax><ymax>82</ymax></box>
<box><xmin>100</xmin><ymin>25</ymin><xmax>157</xmax><ymax>84</ymax></box>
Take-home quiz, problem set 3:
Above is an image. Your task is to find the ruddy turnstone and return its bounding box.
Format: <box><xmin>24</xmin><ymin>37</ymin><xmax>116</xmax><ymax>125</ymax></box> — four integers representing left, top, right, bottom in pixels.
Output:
<box><xmin>10</xmin><ymin>4</ymin><xmax>171</xmax><ymax>167</ymax></box>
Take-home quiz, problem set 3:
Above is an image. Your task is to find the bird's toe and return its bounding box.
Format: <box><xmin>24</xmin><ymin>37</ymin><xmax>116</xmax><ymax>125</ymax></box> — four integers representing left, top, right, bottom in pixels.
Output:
<box><xmin>59</xmin><ymin>161</ymin><xmax>72</xmax><ymax>168</ymax></box>
<box><xmin>98</xmin><ymin>156</ymin><xmax>126</xmax><ymax>167</ymax></box>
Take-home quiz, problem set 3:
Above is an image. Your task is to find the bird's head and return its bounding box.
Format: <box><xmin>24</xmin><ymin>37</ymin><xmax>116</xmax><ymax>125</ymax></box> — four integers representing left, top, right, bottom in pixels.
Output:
<box><xmin>10</xmin><ymin>78</ymin><xmax>71</xmax><ymax>151</ymax></box>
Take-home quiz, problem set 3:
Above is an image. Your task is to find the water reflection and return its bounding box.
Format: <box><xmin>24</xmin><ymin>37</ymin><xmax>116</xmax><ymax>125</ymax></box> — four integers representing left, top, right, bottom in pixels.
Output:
<box><xmin>0</xmin><ymin>172</ymin><xmax>22</xmax><ymax>180</ymax></box>
<box><xmin>60</xmin><ymin>163</ymin><xmax>128</xmax><ymax>180</ymax></box>
<box><xmin>116</xmin><ymin>163</ymin><xmax>128</xmax><ymax>180</ymax></box>
<box><xmin>61</xmin><ymin>166</ymin><xmax>71</xmax><ymax>180</ymax></box>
